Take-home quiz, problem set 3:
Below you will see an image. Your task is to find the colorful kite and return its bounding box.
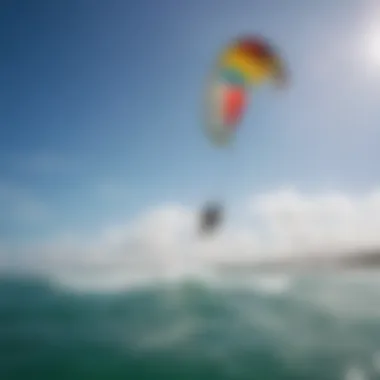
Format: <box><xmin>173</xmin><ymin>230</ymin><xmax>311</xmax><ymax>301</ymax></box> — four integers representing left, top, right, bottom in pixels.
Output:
<box><xmin>204</xmin><ymin>35</ymin><xmax>287</xmax><ymax>146</ymax></box>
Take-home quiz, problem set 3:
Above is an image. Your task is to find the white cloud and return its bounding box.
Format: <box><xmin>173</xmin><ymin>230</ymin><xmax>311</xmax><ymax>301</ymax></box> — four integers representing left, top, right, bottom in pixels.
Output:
<box><xmin>250</xmin><ymin>187</ymin><xmax>380</xmax><ymax>256</ymax></box>
<box><xmin>2</xmin><ymin>186</ymin><xmax>378</xmax><ymax>289</ymax></box>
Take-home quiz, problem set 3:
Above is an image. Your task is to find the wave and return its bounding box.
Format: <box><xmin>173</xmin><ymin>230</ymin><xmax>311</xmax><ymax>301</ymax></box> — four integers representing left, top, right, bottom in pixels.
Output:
<box><xmin>1</xmin><ymin>274</ymin><xmax>380</xmax><ymax>379</ymax></box>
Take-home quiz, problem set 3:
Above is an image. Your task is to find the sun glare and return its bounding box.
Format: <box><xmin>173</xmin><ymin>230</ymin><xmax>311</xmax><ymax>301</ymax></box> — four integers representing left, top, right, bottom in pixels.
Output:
<box><xmin>362</xmin><ymin>22</ymin><xmax>380</xmax><ymax>71</ymax></box>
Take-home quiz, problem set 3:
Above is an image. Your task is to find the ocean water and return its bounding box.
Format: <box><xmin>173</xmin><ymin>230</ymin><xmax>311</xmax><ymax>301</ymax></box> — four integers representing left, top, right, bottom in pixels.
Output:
<box><xmin>1</xmin><ymin>273</ymin><xmax>380</xmax><ymax>380</ymax></box>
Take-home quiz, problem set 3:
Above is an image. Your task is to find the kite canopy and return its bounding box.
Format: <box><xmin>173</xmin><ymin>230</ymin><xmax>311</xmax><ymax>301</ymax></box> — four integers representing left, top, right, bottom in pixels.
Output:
<box><xmin>204</xmin><ymin>36</ymin><xmax>287</xmax><ymax>146</ymax></box>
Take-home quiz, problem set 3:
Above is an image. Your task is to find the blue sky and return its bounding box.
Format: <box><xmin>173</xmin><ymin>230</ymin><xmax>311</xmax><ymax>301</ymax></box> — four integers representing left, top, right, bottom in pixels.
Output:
<box><xmin>2</xmin><ymin>0</ymin><xmax>380</xmax><ymax>247</ymax></box>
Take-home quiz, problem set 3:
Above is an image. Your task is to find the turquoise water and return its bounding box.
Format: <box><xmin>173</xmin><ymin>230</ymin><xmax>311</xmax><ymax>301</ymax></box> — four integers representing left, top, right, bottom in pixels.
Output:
<box><xmin>1</xmin><ymin>275</ymin><xmax>380</xmax><ymax>379</ymax></box>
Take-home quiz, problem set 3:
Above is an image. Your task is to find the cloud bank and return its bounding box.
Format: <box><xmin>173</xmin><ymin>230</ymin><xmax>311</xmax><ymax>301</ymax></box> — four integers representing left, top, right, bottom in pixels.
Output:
<box><xmin>2</xmin><ymin>186</ymin><xmax>380</xmax><ymax>288</ymax></box>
